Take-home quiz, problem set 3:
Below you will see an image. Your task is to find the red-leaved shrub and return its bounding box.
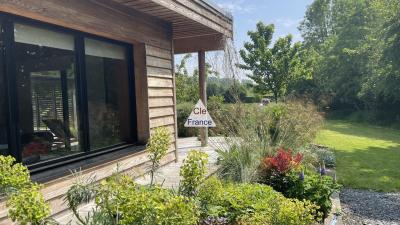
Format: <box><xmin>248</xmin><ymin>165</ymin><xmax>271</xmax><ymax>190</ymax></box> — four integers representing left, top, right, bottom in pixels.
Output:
<box><xmin>264</xmin><ymin>147</ymin><xmax>302</xmax><ymax>174</ymax></box>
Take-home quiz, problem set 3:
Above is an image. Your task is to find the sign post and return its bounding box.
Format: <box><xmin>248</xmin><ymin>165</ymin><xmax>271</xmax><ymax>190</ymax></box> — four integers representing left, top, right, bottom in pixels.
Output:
<box><xmin>185</xmin><ymin>100</ymin><xmax>216</xmax><ymax>144</ymax></box>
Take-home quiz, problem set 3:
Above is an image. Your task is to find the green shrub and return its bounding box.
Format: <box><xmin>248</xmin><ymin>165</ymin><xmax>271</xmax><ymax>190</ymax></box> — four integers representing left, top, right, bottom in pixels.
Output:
<box><xmin>0</xmin><ymin>156</ymin><xmax>31</xmax><ymax>193</ymax></box>
<box><xmin>197</xmin><ymin>177</ymin><xmax>319</xmax><ymax>225</ymax></box>
<box><xmin>147</xmin><ymin>127</ymin><xmax>171</xmax><ymax>186</ymax></box>
<box><xmin>0</xmin><ymin>156</ymin><xmax>51</xmax><ymax>225</ymax></box>
<box><xmin>258</xmin><ymin>147</ymin><xmax>340</xmax><ymax>219</ymax></box>
<box><xmin>286</xmin><ymin>173</ymin><xmax>341</xmax><ymax>218</ymax></box>
<box><xmin>7</xmin><ymin>184</ymin><xmax>51</xmax><ymax>225</ymax></box>
<box><xmin>96</xmin><ymin>176</ymin><xmax>199</xmax><ymax>225</ymax></box>
<box><xmin>214</xmin><ymin>100</ymin><xmax>322</xmax><ymax>183</ymax></box>
<box><xmin>265</xmin><ymin>101</ymin><xmax>323</xmax><ymax>149</ymax></box>
<box><xmin>67</xmin><ymin>174</ymin><xmax>199</xmax><ymax>225</ymax></box>
<box><xmin>214</xmin><ymin>104</ymin><xmax>272</xmax><ymax>183</ymax></box>
<box><xmin>312</xmin><ymin>145</ymin><xmax>336</xmax><ymax>168</ymax></box>
<box><xmin>208</xmin><ymin>95</ymin><xmax>225</xmax><ymax>114</ymax></box>
<box><xmin>177</xmin><ymin>103</ymin><xmax>198</xmax><ymax>137</ymax></box>
<box><xmin>179</xmin><ymin>150</ymin><xmax>209</xmax><ymax>197</ymax></box>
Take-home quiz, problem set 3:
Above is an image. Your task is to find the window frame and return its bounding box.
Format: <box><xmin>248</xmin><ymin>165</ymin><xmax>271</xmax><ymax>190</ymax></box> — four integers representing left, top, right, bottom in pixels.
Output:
<box><xmin>0</xmin><ymin>13</ymin><xmax>138</xmax><ymax>172</ymax></box>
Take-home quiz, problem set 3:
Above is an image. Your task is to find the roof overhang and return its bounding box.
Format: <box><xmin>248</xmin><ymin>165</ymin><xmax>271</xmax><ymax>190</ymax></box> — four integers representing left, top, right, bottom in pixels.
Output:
<box><xmin>111</xmin><ymin>0</ymin><xmax>233</xmax><ymax>53</ymax></box>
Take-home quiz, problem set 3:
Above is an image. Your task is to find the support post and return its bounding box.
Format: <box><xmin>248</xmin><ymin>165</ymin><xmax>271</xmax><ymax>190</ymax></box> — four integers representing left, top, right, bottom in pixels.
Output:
<box><xmin>198</xmin><ymin>50</ymin><xmax>208</xmax><ymax>147</ymax></box>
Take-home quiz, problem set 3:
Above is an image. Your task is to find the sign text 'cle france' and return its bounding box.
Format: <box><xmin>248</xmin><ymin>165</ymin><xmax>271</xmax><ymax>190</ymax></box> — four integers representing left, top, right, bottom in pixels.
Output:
<box><xmin>184</xmin><ymin>100</ymin><xmax>216</xmax><ymax>128</ymax></box>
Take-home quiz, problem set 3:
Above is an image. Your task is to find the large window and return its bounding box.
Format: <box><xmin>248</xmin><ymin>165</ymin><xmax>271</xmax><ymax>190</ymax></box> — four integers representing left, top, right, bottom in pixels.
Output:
<box><xmin>0</xmin><ymin>16</ymin><xmax>136</xmax><ymax>169</ymax></box>
<box><xmin>85</xmin><ymin>38</ymin><xmax>132</xmax><ymax>150</ymax></box>
<box><xmin>14</xmin><ymin>23</ymin><xmax>81</xmax><ymax>164</ymax></box>
<box><xmin>0</xmin><ymin>22</ymin><xmax>8</xmax><ymax>156</ymax></box>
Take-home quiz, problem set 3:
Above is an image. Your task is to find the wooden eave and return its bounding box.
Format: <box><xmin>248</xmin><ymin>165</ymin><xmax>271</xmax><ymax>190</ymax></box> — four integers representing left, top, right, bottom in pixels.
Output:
<box><xmin>112</xmin><ymin>0</ymin><xmax>233</xmax><ymax>53</ymax></box>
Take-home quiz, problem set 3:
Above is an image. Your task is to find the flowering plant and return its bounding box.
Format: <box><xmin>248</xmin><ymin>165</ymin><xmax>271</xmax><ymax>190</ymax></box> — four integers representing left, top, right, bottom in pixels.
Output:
<box><xmin>263</xmin><ymin>147</ymin><xmax>303</xmax><ymax>174</ymax></box>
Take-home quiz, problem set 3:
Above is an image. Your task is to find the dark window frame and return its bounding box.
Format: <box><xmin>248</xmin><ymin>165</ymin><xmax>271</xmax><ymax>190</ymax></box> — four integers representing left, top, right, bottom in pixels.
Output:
<box><xmin>0</xmin><ymin>13</ymin><xmax>139</xmax><ymax>173</ymax></box>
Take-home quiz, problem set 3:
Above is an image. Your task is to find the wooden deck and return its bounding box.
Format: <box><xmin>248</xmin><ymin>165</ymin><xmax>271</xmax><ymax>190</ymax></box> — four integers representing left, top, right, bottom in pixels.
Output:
<box><xmin>55</xmin><ymin>137</ymin><xmax>222</xmax><ymax>224</ymax></box>
<box><xmin>135</xmin><ymin>137</ymin><xmax>220</xmax><ymax>188</ymax></box>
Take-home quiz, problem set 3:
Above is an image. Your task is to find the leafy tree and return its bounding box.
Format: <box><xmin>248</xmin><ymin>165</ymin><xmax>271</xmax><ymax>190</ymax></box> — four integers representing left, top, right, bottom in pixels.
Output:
<box><xmin>239</xmin><ymin>22</ymin><xmax>303</xmax><ymax>102</ymax></box>
<box><xmin>175</xmin><ymin>54</ymin><xmax>199</xmax><ymax>103</ymax></box>
<box><xmin>299</xmin><ymin>0</ymin><xmax>335</xmax><ymax>47</ymax></box>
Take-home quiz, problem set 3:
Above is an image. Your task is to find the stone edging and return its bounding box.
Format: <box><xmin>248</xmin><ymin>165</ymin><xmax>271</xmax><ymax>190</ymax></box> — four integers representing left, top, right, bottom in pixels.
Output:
<box><xmin>324</xmin><ymin>191</ymin><xmax>343</xmax><ymax>225</ymax></box>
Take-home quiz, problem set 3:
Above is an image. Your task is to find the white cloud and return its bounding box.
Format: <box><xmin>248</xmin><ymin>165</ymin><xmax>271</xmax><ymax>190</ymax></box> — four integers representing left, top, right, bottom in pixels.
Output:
<box><xmin>275</xmin><ymin>18</ymin><xmax>302</xmax><ymax>28</ymax></box>
<box><xmin>216</xmin><ymin>0</ymin><xmax>255</xmax><ymax>13</ymax></box>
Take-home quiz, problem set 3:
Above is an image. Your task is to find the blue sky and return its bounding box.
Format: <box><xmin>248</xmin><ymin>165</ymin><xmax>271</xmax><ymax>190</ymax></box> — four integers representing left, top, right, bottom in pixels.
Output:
<box><xmin>176</xmin><ymin>0</ymin><xmax>313</xmax><ymax>75</ymax></box>
<box><xmin>214</xmin><ymin>0</ymin><xmax>314</xmax><ymax>48</ymax></box>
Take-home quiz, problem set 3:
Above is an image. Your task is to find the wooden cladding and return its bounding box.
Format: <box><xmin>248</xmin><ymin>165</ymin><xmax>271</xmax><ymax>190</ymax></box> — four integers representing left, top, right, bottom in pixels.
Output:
<box><xmin>0</xmin><ymin>0</ymin><xmax>172</xmax><ymax>50</ymax></box>
<box><xmin>145</xmin><ymin>43</ymin><xmax>177</xmax><ymax>139</ymax></box>
<box><xmin>112</xmin><ymin>0</ymin><xmax>233</xmax><ymax>40</ymax></box>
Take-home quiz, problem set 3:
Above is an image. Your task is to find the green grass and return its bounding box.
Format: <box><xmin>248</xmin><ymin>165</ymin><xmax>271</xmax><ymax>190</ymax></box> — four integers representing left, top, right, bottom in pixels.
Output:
<box><xmin>316</xmin><ymin>119</ymin><xmax>400</xmax><ymax>192</ymax></box>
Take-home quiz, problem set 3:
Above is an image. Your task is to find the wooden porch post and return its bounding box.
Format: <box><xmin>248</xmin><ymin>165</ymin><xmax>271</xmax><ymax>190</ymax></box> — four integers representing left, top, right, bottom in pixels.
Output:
<box><xmin>198</xmin><ymin>50</ymin><xmax>208</xmax><ymax>147</ymax></box>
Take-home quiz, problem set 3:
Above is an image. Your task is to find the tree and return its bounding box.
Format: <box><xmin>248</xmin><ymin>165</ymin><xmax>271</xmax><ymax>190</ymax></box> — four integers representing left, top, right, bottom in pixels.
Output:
<box><xmin>299</xmin><ymin>0</ymin><xmax>335</xmax><ymax>47</ymax></box>
<box><xmin>175</xmin><ymin>54</ymin><xmax>223</xmax><ymax>104</ymax></box>
<box><xmin>175</xmin><ymin>54</ymin><xmax>199</xmax><ymax>103</ymax></box>
<box><xmin>239</xmin><ymin>22</ymin><xmax>303</xmax><ymax>102</ymax></box>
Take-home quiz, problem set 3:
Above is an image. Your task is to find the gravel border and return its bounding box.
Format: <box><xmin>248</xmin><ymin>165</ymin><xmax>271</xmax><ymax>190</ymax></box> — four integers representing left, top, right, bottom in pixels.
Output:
<box><xmin>340</xmin><ymin>188</ymin><xmax>400</xmax><ymax>225</ymax></box>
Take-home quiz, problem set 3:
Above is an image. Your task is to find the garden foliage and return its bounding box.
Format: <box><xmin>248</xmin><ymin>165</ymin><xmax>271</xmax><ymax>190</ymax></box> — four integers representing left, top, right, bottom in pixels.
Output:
<box><xmin>198</xmin><ymin>177</ymin><xmax>319</xmax><ymax>225</ymax></box>
<box><xmin>0</xmin><ymin>156</ymin><xmax>51</xmax><ymax>225</ymax></box>
<box><xmin>147</xmin><ymin>127</ymin><xmax>171</xmax><ymax>186</ymax></box>
<box><xmin>214</xmin><ymin>100</ymin><xmax>323</xmax><ymax>183</ymax></box>
<box><xmin>179</xmin><ymin>150</ymin><xmax>209</xmax><ymax>197</ymax></box>
<box><xmin>259</xmin><ymin>148</ymin><xmax>340</xmax><ymax>218</ymax></box>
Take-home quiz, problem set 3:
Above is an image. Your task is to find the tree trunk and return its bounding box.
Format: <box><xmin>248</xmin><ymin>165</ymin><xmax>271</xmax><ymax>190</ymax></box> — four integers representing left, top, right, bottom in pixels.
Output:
<box><xmin>273</xmin><ymin>91</ymin><xmax>278</xmax><ymax>103</ymax></box>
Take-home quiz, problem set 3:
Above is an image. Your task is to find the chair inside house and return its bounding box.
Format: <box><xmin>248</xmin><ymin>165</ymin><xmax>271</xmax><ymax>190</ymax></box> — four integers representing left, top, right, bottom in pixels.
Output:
<box><xmin>42</xmin><ymin>119</ymin><xmax>76</xmax><ymax>150</ymax></box>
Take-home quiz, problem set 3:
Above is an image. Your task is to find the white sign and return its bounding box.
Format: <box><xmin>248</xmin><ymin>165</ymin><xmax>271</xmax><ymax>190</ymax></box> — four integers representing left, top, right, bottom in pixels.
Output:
<box><xmin>184</xmin><ymin>100</ymin><xmax>216</xmax><ymax>128</ymax></box>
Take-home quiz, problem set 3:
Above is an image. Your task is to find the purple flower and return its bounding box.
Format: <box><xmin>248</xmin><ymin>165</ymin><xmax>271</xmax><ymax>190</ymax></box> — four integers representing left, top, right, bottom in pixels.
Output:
<box><xmin>320</xmin><ymin>164</ymin><xmax>326</xmax><ymax>176</ymax></box>
<box><xmin>299</xmin><ymin>171</ymin><xmax>305</xmax><ymax>181</ymax></box>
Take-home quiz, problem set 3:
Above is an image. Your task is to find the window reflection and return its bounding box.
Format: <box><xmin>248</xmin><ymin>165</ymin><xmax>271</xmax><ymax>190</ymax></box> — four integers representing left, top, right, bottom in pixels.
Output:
<box><xmin>85</xmin><ymin>38</ymin><xmax>132</xmax><ymax>150</ymax></box>
<box><xmin>14</xmin><ymin>23</ymin><xmax>81</xmax><ymax>164</ymax></box>
<box><xmin>0</xmin><ymin>23</ymin><xmax>8</xmax><ymax>156</ymax></box>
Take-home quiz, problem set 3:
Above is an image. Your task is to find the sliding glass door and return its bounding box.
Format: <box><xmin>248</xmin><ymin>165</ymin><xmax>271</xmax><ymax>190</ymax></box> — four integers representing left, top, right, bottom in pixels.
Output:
<box><xmin>0</xmin><ymin>15</ymin><xmax>137</xmax><ymax>169</ymax></box>
<box><xmin>14</xmin><ymin>23</ymin><xmax>81</xmax><ymax>164</ymax></box>
<box><xmin>85</xmin><ymin>38</ymin><xmax>132</xmax><ymax>150</ymax></box>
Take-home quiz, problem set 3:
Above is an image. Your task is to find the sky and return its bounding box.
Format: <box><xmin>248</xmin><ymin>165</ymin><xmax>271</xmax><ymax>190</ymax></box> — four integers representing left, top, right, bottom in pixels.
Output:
<box><xmin>176</xmin><ymin>0</ymin><xmax>314</xmax><ymax>76</ymax></box>
<box><xmin>214</xmin><ymin>0</ymin><xmax>314</xmax><ymax>48</ymax></box>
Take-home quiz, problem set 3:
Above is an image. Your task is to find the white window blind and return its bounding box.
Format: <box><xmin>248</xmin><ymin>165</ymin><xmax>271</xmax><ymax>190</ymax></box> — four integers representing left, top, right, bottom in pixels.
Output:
<box><xmin>14</xmin><ymin>23</ymin><xmax>74</xmax><ymax>51</ymax></box>
<box><xmin>84</xmin><ymin>38</ymin><xmax>126</xmax><ymax>60</ymax></box>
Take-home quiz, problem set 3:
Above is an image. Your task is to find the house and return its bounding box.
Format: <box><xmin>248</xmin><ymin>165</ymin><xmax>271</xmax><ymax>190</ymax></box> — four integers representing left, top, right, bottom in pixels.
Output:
<box><xmin>0</xmin><ymin>0</ymin><xmax>233</xmax><ymax>223</ymax></box>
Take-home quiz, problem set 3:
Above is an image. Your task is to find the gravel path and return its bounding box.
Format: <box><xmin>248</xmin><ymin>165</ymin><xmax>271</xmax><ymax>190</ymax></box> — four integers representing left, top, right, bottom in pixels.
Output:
<box><xmin>340</xmin><ymin>188</ymin><xmax>400</xmax><ymax>225</ymax></box>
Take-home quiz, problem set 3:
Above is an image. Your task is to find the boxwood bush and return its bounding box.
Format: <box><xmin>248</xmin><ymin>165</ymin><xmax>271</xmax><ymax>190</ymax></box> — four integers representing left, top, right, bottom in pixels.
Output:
<box><xmin>198</xmin><ymin>177</ymin><xmax>319</xmax><ymax>225</ymax></box>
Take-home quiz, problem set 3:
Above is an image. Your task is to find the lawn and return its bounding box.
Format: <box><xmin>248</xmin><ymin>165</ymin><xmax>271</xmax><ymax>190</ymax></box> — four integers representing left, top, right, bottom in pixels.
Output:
<box><xmin>316</xmin><ymin>119</ymin><xmax>400</xmax><ymax>192</ymax></box>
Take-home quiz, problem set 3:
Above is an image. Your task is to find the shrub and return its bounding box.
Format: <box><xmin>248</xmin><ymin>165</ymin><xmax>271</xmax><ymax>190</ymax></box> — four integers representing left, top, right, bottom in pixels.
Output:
<box><xmin>263</xmin><ymin>147</ymin><xmax>302</xmax><ymax>174</ymax></box>
<box><xmin>213</xmin><ymin>104</ymin><xmax>272</xmax><ymax>183</ymax></box>
<box><xmin>265</xmin><ymin>101</ymin><xmax>323</xmax><ymax>149</ymax></box>
<box><xmin>311</xmin><ymin>145</ymin><xmax>336</xmax><ymax>168</ymax></box>
<box><xmin>213</xmin><ymin>100</ymin><xmax>322</xmax><ymax>183</ymax></box>
<box><xmin>208</xmin><ymin>95</ymin><xmax>225</xmax><ymax>114</ymax></box>
<box><xmin>286</xmin><ymin>173</ymin><xmax>341</xmax><ymax>218</ymax></box>
<box><xmin>67</xmin><ymin>174</ymin><xmax>199</xmax><ymax>225</ymax></box>
<box><xmin>97</xmin><ymin>176</ymin><xmax>199</xmax><ymax>225</ymax></box>
<box><xmin>179</xmin><ymin>150</ymin><xmax>209</xmax><ymax>197</ymax></box>
<box><xmin>259</xmin><ymin>149</ymin><xmax>340</xmax><ymax>218</ymax></box>
<box><xmin>259</xmin><ymin>148</ymin><xmax>303</xmax><ymax>193</ymax></box>
<box><xmin>0</xmin><ymin>156</ymin><xmax>31</xmax><ymax>193</ymax></box>
<box><xmin>147</xmin><ymin>127</ymin><xmax>171</xmax><ymax>186</ymax></box>
<box><xmin>0</xmin><ymin>156</ymin><xmax>51</xmax><ymax>225</ymax></box>
<box><xmin>197</xmin><ymin>177</ymin><xmax>319</xmax><ymax>225</ymax></box>
<box><xmin>7</xmin><ymin>184</ymin><xmax>51</xmax><ymax>225</ymax></box>
<box><xmin>177</xmin><ymin>103</ymin><xmax>198</xmax><ymax>137</ymax></box>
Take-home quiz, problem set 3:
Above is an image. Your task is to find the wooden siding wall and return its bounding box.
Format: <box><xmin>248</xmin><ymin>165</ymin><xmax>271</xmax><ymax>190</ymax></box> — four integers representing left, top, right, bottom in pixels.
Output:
<box><xmin>0</xmin><ymin>0</ymin><xmax>178</xmax><ymax>223</ymax></box>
